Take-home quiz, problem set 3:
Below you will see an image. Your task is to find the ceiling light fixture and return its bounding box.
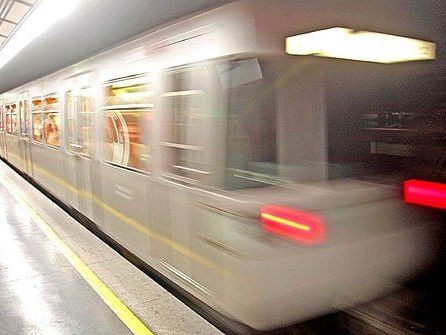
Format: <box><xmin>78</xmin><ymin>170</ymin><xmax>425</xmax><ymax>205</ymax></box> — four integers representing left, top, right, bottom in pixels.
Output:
<box><xmin>285</xmin><ymin>27</ymin><xmax>436</xmax><ymax>64</ymax></box>
<box><xmin>0</xmin><ymin>0</ymin><xmax>80</xmax><ymax>70</ymax></box>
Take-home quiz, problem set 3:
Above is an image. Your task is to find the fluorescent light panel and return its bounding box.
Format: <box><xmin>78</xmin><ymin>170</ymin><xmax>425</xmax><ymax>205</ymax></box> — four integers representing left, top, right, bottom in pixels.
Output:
<box><xmin>286</xmin><ymin>27</ymin><xmax>436</xmax><ymax>63</ymax></box>
<box><xmin>0</xmin><ymin>0</ymin><xmax>80</xmax><ymax>70</ymax></box>
<box><xmin>6</xmin><ymin>2</ymin><xmax>30</xmax><ymax>23</ymax></box>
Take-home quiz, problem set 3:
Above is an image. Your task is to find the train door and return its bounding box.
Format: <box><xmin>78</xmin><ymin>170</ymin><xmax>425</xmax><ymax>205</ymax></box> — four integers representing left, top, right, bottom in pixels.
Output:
<box><xmin>100</xmin><ymin>73</ymin><xmax>153</xmax><ymax>261</ymax></box>
<box><xmin>19</xmin><ymin>93</ymin><xmax>33</xmax><ymax>175</ymax></box>
<box><xmin>5</xmin><ymin>100</ymin><xmax>22</xmax><ymax>168</ymax></box>
<box><xmin>0</xmin><ymin>102</ymin><xmax>5</xmax><ymax>158</ymax></box>
<box><xmin>151</xmin><ymin>63</ymin><xmax>226</xmax><ymax>297</ymax></box>
<box><xmin>64</xmin><ymin>89</ymin><xmax>80</xmax><ymax>209</ymax></box>
<box><xmin>64</xmin><ymin>87</ymin><xmax>95</xmax><ymax>219</ymax></box>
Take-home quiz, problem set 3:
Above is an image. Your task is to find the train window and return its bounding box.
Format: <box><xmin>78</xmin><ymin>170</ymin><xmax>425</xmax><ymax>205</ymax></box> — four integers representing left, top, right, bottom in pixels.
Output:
<box><xmin>44</xmin><ymin>95</ymin><xmax>60</xmax><ymax>111</ymax></box>
<box><xmin>78</xmin><ymin>88</ymin><xmax>93</xmax><ymax>156</ymax></box>
<box><xmin>222</xmin><ymin>58</ymin><xmax>308</xmax><ymax>189</ymax></box>
<box><xmin>32</xmin><ymin>98</ymin><xmax>45</xmax><ymax>143</ymax></box>
<box><xmin>32</xmin><ymin>98</ymin><xmax>42</xmax><ymax>111</ymax></box>
<box><xmin>161</xmin><ymin>66</ymin><xmax>208</xmax><ymax>183</ymax></box>
<box><xmin>5</xmin><ymin>107</ymin><xmax>9</xmax><ymax>133</ymax></box>
<box><xmin>66</xmin><ymin>88</ymin><xmax>94</xmax><ymax>156</ymax></box>
<box><xmin>225</xmin><ymin>57</ymin><xmax>353</xmax><ymax>189</ymax></box>
<box><xmin>222</xmin><ymin>56</ymin><xmax>446</xmax><ymax>189</ymax></box>
<box><xmin>0</xmin><ymin>106</ymin><xmax>3</xmax><ymax>131</ymax></box>
<box><xmin>32</xmin><ymin>114</ymin><xmax>45</xmax><ymax>142</ymax></box>
<box><xmin>6</xmin><ymin>103</ymin><xmax>19</xmax><ymax>135</ymax></box>
<box><xmin>103</xmin><ymin>75</ymin><xmax>154</xmax><ymax>108</ymax></box>
<box><xmin>19</xmin><ymin>98</ymin><xmax>30</xmax><ymax>137</ymax></box>
<box><xmin>43</xmin><ymin>95</ymin><xmax>61</xmax><ymax>147</ymax></box>
<box><xmin>44</xmin><ymin>112</ymin><xmax>61</xmax><ymax>147</ymax></box>
<box><xmin>65</xmin><ymin>91</ymin><xmax>78</xmax><ymax>151</ymax></box>
<box><xmin>104</xmin><ymin>110</ymin><xmax>152</xmax><ymax>171</ymax></box>
<box><xmin>102</xmin><ymin>75</ymin><xmax>153</xmax><ymax>172</ymax></box>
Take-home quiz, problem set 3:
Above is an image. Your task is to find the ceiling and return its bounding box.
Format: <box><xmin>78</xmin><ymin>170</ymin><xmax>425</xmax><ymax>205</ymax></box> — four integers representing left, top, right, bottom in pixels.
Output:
<box><xmin>0</xmin><ymin>0</ymin><xmax>229</xmax><ymax>93</ymax></box>
<box><xmin>0</xmin><ymin>0</ymin><xmax>36</xmax><ymax>49</ymax></box>
<box><xmin>0</xmin><ymin>0</ymin><xmax>444</xmax><ymax>94</ymax></box>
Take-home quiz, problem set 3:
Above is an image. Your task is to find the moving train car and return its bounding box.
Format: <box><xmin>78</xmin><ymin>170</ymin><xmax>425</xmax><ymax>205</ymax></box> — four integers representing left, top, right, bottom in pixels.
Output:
<box><xmin>0</xmin><ymin>1</ymin><xmax>439</xmax><ymax>331</ymax></box>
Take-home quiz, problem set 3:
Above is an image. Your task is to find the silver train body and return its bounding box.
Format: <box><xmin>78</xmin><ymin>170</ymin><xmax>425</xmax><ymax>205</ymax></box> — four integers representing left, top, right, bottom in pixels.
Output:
<box><xmin>0</xmin><ymin>1</ymin><xmax>435</xmax><ymax>330</ymax></box>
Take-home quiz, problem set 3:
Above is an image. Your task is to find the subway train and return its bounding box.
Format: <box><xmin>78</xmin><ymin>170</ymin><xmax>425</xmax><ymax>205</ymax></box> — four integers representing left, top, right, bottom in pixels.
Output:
<box><xmin>0</xmin><ymin>1</ymin><xmax>440</xmax><ymax>331</ymax></box>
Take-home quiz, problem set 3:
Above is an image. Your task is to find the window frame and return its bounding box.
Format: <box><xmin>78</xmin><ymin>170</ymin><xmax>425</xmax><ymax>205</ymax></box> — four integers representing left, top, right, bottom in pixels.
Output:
<box><xmin>78</xmin><ymin>86</ymin><xmax>94</xmax><ymax>157</ymax></box>
<box><xmin>31</xmin><ymin>94</ymin><xmax>62</xmax><ymax>148</ymax></box>
<box><xmin>19</xmin><ymin>93</ymin><xmax>31</xmax><ymax>139</ymax></box>
<box><xmin>101</xmin><ymin>73</ymin><xmax>154</xmax><ymax>174</ymax></box>
<box><xmin>0</xmin><ymin>104</ymin><xmax>4</xmax><ymax>132</ymax></box>
<box><xmin>42</xmin><ymin>93</ymin><xmax>62</xmax><ymax>149</ymax></box>
<box><xmin>31</xmin><ymin>96</ymin><xmax>45</xmax><ymax>145</ymax></box>
<box><xmin>5</xmin><ymin>103</ymin><xmax>19</xmax><ymax>136</ymax></box>
<box><xmin>159</xmin><ymin>63</ymin><xmax>214</xmax><ymax>186</ymax></box>
<box><xmin>65</xmin><ymin>87</ymin><xmax>94</xmax><ymax>158</ymax></box>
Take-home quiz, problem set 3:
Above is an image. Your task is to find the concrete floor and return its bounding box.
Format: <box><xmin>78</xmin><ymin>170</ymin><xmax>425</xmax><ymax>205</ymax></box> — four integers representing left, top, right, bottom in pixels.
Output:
<box><xmin>0</xmin><ymin>160</ymin><xmax>222</xmax><ymax>335</ymax></box>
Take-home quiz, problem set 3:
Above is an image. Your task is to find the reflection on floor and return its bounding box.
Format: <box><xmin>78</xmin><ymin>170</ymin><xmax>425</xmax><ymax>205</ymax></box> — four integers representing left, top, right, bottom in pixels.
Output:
<box><xmin>0</xmin><ymin>183</ymin><xmax>133</xmax><ymax>335</ymax></box>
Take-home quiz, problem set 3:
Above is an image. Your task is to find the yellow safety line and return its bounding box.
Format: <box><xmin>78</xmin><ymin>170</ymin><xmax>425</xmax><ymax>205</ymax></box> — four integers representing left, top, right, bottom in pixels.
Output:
<box><xmin>30</xmin><ymin>162</ymin><xmax>231</xmax><ymax>277</ymax></box>
<box><xmin>1</xmin><ymin>154</ymin><xmax>231</xmax><ymax>277</ymax></box>
<box><xmin>1</xmin><ymin>178</ymin><xmax>154</xmax><ymax>335</ymax></box>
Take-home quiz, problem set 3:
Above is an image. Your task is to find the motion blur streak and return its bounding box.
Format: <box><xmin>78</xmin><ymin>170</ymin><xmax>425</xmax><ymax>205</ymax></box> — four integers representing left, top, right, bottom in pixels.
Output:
<box><xmin>32</xmin><ymin>160</ymin><xmax>232</xmax><ymax>277</ymax></box>
<box><xmin>286</xmin><ymin>27</ymin><xmax>436</xmax><ymax>63</ymax></box>
<box><xmin>404</xmin><ymin>179</ymin><xmax>446</xmax><ymax>209</ymax></box>
<box><xmin>0</xmin><ymin>0</ymin><xmax>442</xmax><ymax>331</ymax></box>
<box><xmin>262</xmin><ymin>213</ymin><xmax>311</xmax><ymax>231</ymax></box>
<box><xmin>261</xmin><ymin>205</ymin><xmax>326</xmax><ymax>245</ymax></box>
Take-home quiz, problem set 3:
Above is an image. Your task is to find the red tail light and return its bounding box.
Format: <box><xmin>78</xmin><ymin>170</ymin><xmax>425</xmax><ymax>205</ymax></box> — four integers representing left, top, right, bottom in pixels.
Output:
<box><xmin>404</xmin><ymin>179</ymin><xmax>446</xmax><ymax>210</ymax></box>
<box><xmin>260</xmin><ymin>205</ymin><xmax>326</xmax><ymax>245</ymax></box>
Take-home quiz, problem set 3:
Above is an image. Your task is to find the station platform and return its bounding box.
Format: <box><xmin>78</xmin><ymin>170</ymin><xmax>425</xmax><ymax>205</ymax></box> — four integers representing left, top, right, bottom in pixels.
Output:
<box><xmin>0</xmin><ymin>160</ymin><xmax>222</xmax><ymax>335</ymax></box>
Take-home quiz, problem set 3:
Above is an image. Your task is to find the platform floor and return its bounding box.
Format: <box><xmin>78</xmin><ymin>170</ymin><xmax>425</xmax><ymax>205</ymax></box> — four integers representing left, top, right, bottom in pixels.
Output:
<box><xmin>0</xmin><ymin>160</ymin><xmax>222</xmax><ymax>335</ymax></box>
<box><xmin>0</xmin><ymin>182</ymin><xmax>134</xmax><ymax>335</ymax></box>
